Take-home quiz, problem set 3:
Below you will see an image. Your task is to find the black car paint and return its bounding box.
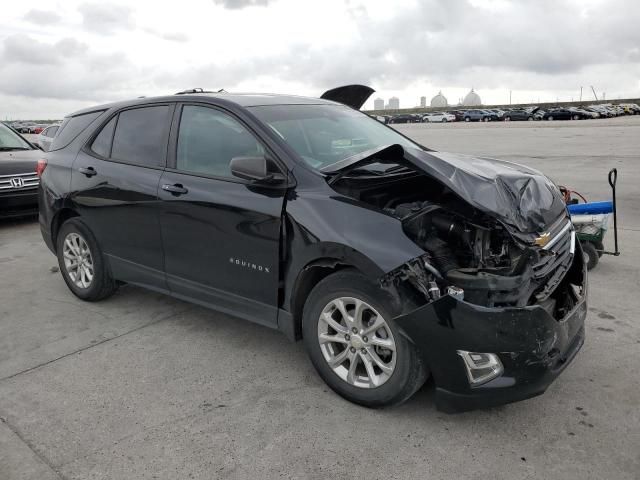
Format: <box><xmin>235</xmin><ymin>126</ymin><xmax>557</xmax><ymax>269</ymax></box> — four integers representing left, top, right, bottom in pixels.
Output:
<box><xmin>320</xmin><ymin>84</ymin><xmax>375</xmax><ymax>110</ymax></box>
<box><xmin>396</xmin><ymin>244</ymin><xmax>586</xmax><ymax>412</ymax></box>
<box><xmin>39</xmin><ymin>93</ymin><xmax>586</xmax><ymax>412</ymax></box>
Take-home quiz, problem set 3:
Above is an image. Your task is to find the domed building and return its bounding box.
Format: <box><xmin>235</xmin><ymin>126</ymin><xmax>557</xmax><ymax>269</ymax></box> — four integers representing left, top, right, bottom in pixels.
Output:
<box><xmin>430</xmin><ymin>91</ymin><xmax>448</xmax><ymax>108</ymax></box>
<box><xmin>462</xmin><ymin>88</ymin><xmax>482</xmax><ymax>106</ymax></box>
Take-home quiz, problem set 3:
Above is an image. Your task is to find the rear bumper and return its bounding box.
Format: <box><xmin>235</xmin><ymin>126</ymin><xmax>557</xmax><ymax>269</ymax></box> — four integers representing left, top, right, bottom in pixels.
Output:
<box><xmin>395</xmin><ymin>248</ymin><xmax>587</xmax><ymax>413</ymax></box>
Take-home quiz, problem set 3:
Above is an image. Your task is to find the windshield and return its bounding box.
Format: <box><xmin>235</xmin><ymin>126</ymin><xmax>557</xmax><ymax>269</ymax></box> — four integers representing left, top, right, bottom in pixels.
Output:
<box><xmin>249</xmin><ymin>104</ymin><xmax>421</xmax><ymax>170</ymax></box>
<box><xmin>0</xmin><ymin>123</ymin><xmax>32</xmax><ymax>151</ymax></box>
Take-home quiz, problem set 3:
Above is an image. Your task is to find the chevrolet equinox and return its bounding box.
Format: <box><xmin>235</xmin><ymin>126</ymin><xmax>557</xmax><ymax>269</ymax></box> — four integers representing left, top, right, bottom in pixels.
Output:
<box><xmin>38</xmin><ymin>86</ymin><xmax>587</xmax><ymax>412</ymax></box>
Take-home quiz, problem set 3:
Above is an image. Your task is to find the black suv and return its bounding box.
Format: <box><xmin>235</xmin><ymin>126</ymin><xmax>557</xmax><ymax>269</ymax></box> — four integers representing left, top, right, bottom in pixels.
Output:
<box><xmin>39</xmin><ymin>87</ymin><xmax>586</xmax><ymax>412</ymax></box>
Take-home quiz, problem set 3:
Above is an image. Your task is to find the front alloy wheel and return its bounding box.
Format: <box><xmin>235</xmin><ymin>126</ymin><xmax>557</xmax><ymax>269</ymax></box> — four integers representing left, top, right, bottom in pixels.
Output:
<box><xmin>318</xmin><ymin>297</ymin><xmax>396</xmax><ymax>388</ymax></box>
<box><xmin>302</xmin><ymin>270</ymin><xmax>427</xmax><ymax>408</ymax></box>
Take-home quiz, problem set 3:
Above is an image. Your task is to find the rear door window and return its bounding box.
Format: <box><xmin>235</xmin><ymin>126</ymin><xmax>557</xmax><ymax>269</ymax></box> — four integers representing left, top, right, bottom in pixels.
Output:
<box><xmin>110</xmin><ymin>106</ymin><xmax>171</xmax><ymax>167</ymax></box>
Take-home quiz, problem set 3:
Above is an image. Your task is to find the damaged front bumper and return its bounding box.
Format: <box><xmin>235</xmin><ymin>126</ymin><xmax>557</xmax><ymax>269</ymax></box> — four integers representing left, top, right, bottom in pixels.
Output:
<box><xmin>395</xmin><ymin>246</ymin><xmax>587</xmax><ymax>413</ymax></box>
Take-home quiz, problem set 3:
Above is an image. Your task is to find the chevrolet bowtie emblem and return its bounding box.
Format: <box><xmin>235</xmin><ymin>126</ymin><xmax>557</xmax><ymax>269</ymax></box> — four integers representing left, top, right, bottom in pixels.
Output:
<box><xmin>534</xmin><ymin>232</ymin><xmax>551</xmax><ymax>247</ymax></box>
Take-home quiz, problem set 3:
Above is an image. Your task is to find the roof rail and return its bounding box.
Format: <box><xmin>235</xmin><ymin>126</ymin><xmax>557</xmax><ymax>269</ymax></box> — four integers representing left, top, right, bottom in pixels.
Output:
<box><xmin>175</xmin><ymin>88</ymin><xmax>227</xmax><ymax>95</ymax></box>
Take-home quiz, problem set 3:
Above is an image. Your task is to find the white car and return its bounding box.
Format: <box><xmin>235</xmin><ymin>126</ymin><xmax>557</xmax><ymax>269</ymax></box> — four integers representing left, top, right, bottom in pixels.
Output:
<box><xmin>34</xmin><ymin>124</ymin><xmax>60</xmax><ymax>151</ymax></box>
<box><xmin>422</xmin><ymin>112</ymin><xmax>456</xmax><ymax>123</ymax></box>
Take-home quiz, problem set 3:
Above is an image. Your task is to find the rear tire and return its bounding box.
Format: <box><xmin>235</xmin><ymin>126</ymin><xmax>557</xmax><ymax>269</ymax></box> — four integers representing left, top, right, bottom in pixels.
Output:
<box><xmin>464</xmin><ymin>117</ymin><xmax>470</xmax><ymax>122</ymax></box>
<box><xmin>56</xmin><ymin>218</ymin><xmax>118</xmax><ymax>301</ymax></box>
<box><xmin>302</xmin><ymin>270</ymin><xmax>427</xmax><ymax>408</ymax></box>
<box><xmin>548</xmin><ymin>116</ymin><xmax>554</xmax><ymax>121</ymax></box>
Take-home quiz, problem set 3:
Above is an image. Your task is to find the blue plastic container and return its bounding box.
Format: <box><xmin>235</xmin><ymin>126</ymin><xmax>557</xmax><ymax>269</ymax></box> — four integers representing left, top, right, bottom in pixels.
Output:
<box><xmin>567</xmin><ymin>201</ymin><xmax>613</xmax><ymax>215</ymax></box>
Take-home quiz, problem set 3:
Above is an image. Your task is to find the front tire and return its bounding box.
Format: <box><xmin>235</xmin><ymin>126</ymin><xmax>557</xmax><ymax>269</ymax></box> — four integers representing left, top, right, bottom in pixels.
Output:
<box><xmin>302</xmin><ymin>271</ymin><xmax>427</xmax><ymax>408</ymax></box>
<box><xmin>56</xmin><ymin>218</ymin><xmax>118</xmax><ymax>301</ymax></box>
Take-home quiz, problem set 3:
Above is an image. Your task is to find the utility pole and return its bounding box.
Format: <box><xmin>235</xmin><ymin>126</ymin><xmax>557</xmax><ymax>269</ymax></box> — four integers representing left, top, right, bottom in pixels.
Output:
<box><xmin>509</xmin><ymin>90</ymin><xmax>512</xmax><ymax>105</ymax></box>
<box><xmin>580</xmin><ymin>86</ymin><xmax>583</xmax><ymax>102</ymax></box>
<box><xmin>590</xmin><ymin>86</ymin><xmax>598</xmax><ymax>101</ymax></box>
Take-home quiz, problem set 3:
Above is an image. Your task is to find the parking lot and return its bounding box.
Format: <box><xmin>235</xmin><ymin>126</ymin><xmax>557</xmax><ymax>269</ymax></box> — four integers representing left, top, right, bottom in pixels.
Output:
<box><xmin>2</xmin><ymin>117</ymin><xmax>639</xmax><ymax>479</ymax></box>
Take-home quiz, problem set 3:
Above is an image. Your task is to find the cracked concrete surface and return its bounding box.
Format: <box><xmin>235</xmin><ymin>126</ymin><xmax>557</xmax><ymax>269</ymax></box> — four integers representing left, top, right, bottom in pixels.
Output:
<box><xmin>1</xmin><ymin>117</ymin><xmax>639</xmax><ymax>479</ymax></box>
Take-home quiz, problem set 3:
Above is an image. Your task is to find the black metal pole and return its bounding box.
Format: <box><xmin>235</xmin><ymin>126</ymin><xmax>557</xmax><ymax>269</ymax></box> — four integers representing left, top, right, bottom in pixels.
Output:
<box><xmin>608</xmin><ymin>168</ymin><xmax>620</xmax><ymax>256</ymax></box>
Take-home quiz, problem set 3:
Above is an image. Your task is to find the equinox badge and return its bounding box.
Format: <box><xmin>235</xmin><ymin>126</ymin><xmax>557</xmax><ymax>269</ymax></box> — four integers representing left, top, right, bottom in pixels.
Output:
<box><xmin>229</xmin><ymin>257</ymin><xmax>271</xmax><ymax>273</ymax></box>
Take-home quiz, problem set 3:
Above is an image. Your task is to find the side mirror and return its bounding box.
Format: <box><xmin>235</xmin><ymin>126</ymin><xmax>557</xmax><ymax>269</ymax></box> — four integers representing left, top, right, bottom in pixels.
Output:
<box><xmin>230</xmin><ymin>156</ymin><xmax>285</xmax><ymax>184</ymax></box>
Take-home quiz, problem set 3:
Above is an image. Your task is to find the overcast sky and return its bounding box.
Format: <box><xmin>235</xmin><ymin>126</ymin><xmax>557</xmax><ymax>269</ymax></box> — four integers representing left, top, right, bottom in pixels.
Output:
<box><xmin>1</xmin><ymin>0</ymin><xmax>639</xmax><ymax>119</ymax></box>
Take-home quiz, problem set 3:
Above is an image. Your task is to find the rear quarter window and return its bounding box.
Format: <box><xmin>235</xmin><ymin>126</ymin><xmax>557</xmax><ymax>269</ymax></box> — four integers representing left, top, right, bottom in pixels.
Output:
<box><xmin>49</xmin><ymin>110</ymin><xmax>104</xmax><ymax>151</ymax></box>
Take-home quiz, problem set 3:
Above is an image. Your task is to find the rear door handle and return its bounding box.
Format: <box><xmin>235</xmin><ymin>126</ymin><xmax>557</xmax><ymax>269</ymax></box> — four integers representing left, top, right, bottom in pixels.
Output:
<box><xmin>162</xmin><ymin>183</ymin><xmax>188</xmax><ymax>195</ymax></box>
<box><xmin>78</xmin><ymin>167</ymin><xmax>97</xmax><ymax>177</ymax></box>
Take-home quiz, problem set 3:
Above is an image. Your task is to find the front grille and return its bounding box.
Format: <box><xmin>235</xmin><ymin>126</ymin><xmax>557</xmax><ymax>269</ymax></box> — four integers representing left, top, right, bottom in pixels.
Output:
<box><xmin>0</xmin><ymin>172</ymin><xmax>39</xmax><ymax>192</ymax></box>
<box><xmin>532</xmin><ymin>219</ymin><xmax>575</xmax><ymax>302</ymax></box>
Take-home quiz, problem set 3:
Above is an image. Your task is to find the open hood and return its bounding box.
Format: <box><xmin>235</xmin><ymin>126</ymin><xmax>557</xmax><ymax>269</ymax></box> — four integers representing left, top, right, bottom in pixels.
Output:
<box><xmin>320</xmin><ymin>84</ymin><xmax>375</xmax><ymax>110</ymax></box>
<box><xmin>323</xmin><ymin>144</ymin><xmax>567</xmax><ymax>234</ymax></box>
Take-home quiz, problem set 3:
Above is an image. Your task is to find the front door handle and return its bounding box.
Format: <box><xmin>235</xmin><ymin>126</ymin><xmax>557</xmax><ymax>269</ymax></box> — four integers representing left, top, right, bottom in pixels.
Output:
<box><xmin>162</xmin><ymin>183</ymin><xmax>188</xmax><ymax>195</ymax></box>
<box><xmin>78</xmin><ymin>166</ymin><xmax>97</xmax><ymax>177</ymax></box>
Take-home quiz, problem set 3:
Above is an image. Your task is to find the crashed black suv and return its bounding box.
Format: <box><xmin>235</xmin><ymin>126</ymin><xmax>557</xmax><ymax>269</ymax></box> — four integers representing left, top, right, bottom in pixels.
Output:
<box><xmin>39</xmin><ymin>86</ymin><xmax>586</xmax><ymax>412</ymax></box>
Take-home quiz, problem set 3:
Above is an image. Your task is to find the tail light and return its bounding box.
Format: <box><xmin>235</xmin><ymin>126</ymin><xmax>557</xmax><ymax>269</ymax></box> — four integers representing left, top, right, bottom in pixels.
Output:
<box><xmin>36</xmin><ymin>159</ymin><xmax>47</xmax><ymax>178</ymax></box>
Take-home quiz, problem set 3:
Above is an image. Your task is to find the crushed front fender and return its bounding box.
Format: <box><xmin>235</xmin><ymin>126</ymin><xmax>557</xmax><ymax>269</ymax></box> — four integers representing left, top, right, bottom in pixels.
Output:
<box><xmin>395</xmin><ymin>254</ymin><xmax>587</xmax><ymax>413</ymax></box>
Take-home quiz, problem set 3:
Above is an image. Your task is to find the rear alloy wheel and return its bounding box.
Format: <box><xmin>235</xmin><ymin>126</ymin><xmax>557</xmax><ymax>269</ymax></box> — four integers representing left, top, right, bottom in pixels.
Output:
<box><xmin>548</xmin><ymin>116</ymin><xmax>554</xmax><ymax>121</ymax></box>
<box><xmin>464</xmin><ymin>117</ymin><xmax>470</xmax><ymax>122</ymax></box>
<box><xmin>505</xmin><ymin>116</ymin><xmax>511</xmax><ymax>121</ymax></box>
<box><xmin>528</xmin><ymin>116</ymin><xmax>534</xmax><ymax>121</ymax></box>
<box><xmin>56</xmin><ymin>218</ymin><xmax>118</xmax><ymax>301</ymax></box>
<box><xmin>63</xmin><ymin>233</ymin><xmax>94</xmax><ymax>289</ymax></box>
<box><xmin>303</xmin><ymin>271</ymin><xmax>427</xmax><ymax>407</ymax></box>
<box><xmin>483</xmin><ymin>117</ymin><xmax>490</xmax><ymax>122</ymax></box>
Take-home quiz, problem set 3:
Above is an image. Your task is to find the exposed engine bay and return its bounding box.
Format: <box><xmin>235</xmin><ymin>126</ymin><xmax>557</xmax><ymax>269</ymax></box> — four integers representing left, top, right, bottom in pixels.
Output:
<box><xmin>332</xmin><ymin>169</ymin><xmax>583</xmax><ymax>319</ymax></box>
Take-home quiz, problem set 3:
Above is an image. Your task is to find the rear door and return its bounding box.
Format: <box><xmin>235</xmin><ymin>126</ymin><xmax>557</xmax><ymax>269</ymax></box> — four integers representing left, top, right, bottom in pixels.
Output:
<box><xmin>158</xmin><ymin>103</ymin><xmax>287</xmax><ymax>327</ymax></box>
<box><xmin>71</xmin><ymin>104</ymin><xmax>174</xmax><ymax>289</ymax></box>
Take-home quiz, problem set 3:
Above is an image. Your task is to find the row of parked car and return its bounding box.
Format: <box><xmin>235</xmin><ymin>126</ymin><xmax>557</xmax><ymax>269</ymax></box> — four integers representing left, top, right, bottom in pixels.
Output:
<box><xmin>3</xmin><ymin>122</ymin><xmax>61</xmax><ymax>151</ymax></box>
<box><xmin>376</xmin><ymin>103</ymin><xmax>640</xmax><ymax>124</ymax></box>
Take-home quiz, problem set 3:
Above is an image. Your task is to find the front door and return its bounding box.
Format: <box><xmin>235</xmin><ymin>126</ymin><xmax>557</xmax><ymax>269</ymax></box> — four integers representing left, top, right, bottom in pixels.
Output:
<box><xmin>158</xmin><ymin>104</ymin><xmax>287</xmax><ymax>328</ymax></box>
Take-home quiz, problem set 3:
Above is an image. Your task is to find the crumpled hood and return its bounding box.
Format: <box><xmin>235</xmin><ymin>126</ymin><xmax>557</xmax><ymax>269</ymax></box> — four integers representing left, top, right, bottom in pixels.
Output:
<box><xmin>404</xmin><ymin>148</ymin><xmax>568</xmax><ymax>234</ymax></box>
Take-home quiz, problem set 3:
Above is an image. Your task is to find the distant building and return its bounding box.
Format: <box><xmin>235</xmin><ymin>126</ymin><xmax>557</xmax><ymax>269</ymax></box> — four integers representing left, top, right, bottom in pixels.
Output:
<box><xmin>462</xmin><ymin>88</ymin><xmax>482</xmax><ymax>106</ymax></box>
<box><xmin>373</xmin><ymin>98</ymin><xmax>384</xmax><ymax>110</ymax></box>
<box><xmin>387</xmin><ymin>97</ymin><xmax>400</xmax><ymax>109</ymax></box>
<box><xmin>420</xmin><ymin>96</ymin><xmax>426</xmax><ymax>108</ymax></box>
<box><xmin>430</xmin><ymin>91</ymin><xmax>448</xmax><ymax>108</ymax></box>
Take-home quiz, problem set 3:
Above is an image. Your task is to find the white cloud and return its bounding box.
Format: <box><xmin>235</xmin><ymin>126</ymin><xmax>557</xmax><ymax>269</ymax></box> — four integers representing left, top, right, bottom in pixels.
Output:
<box><xmin>0</xmin><ymin>0</ymin><xmax>639</xmax><ymax>118</ymax></box>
